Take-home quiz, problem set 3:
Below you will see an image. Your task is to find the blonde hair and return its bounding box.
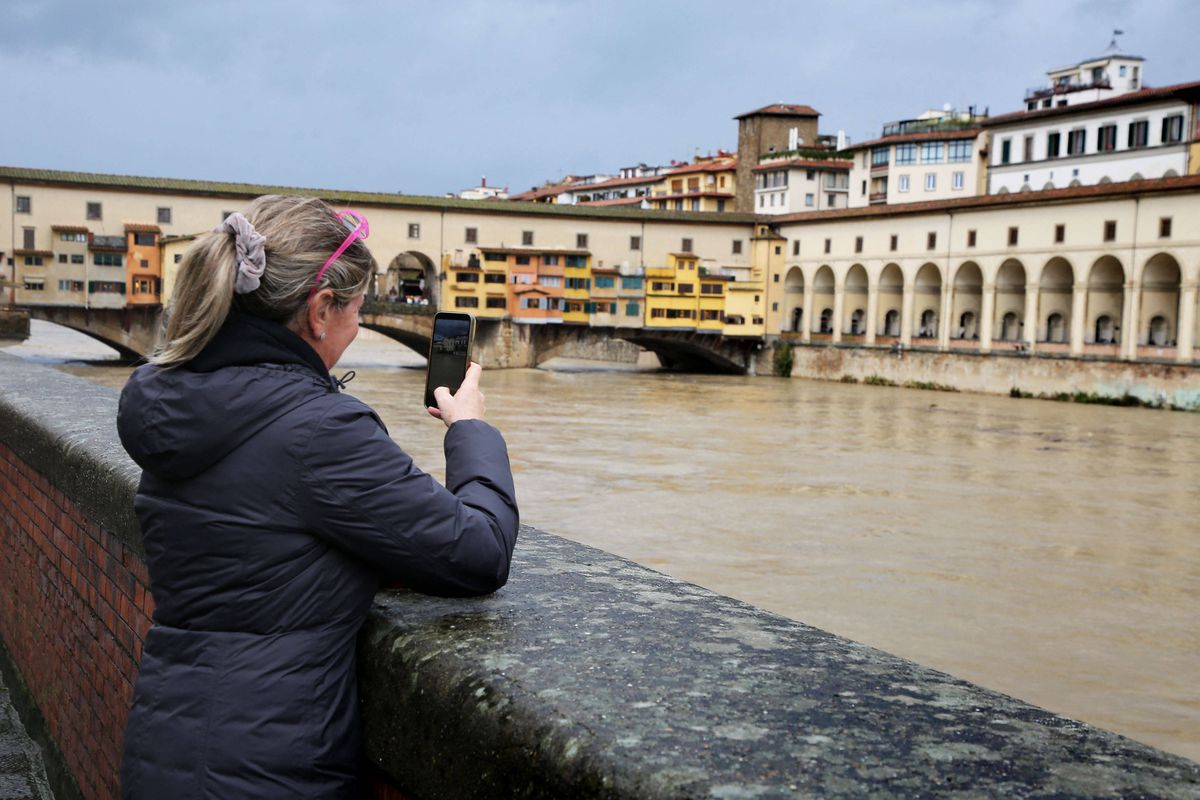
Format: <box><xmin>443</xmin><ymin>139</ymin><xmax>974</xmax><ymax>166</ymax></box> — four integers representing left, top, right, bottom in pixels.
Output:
<box><xmin>152</xmin><ymin>195</ymin><xmax>376</xmax><ymax>367</ymax></box>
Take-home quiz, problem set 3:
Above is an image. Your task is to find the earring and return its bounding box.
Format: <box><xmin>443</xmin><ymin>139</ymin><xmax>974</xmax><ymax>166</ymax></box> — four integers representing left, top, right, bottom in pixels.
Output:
<box><xmin>319</xmin><ymin>331</ymin><xmax>327</xmax><ymax>341</ymax></box>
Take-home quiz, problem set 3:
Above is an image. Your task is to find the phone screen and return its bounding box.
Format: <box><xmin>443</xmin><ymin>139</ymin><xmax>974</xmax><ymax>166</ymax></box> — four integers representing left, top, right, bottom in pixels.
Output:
<box><xmin>424</xmin><ymin>314</ymin><xmax>472</xmax><ymax>408</ymax></box>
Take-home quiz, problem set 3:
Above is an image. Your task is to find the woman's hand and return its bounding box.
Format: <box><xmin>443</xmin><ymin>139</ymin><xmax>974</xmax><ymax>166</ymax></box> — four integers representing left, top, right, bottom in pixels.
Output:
<box><xmin>428</xmin><ymin>362</ymin><xmax>486</xmax><ymax>427</ymax></box>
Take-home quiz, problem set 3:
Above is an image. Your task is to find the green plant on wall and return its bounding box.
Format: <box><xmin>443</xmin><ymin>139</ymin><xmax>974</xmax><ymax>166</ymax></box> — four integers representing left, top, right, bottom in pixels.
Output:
<box><xmin>773</xmin><ymin>342</ymin><xmax>793</xmax><ymax>377</ymax></box>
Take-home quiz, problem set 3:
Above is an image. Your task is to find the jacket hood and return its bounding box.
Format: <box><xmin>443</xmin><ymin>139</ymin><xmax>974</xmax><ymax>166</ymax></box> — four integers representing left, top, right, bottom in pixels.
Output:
<box><xmin>118</xmin><ymin>312</ymin><xmax>335</xmax><ymax>480</ymax></box>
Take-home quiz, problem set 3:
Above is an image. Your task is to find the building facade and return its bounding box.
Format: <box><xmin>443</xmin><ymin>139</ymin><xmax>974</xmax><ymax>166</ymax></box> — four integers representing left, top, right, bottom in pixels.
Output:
<box><xmin>752</xmin><ymin>158</ymin><xmax>851</xmax><ymax>214</ymax></box>
<box><xmin>847</xmin><ymin>127</ymin><xmax>987</xmax><ymax>208</ymax></box>
<box><xmin>733</xmin><ymin>104</ymin><xmax>821</xmax><ymax>212</ymax></box>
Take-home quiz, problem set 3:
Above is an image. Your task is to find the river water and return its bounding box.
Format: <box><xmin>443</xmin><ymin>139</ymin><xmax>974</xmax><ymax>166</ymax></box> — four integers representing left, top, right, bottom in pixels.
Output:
<box><xmin>5</xmin><ymin>321</ymin><xmax>1199</xmax><ymax>762</ymax></box>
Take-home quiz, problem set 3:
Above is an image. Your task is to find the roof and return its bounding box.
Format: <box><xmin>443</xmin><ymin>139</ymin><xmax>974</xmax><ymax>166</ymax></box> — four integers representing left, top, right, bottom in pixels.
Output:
<box><xmin>651</xmin><ymin>192</ymin><xmax>736</xmax><ymax>202</ymax></box>
<box><xmin>665</xmin><ymin>160</ymin><xmax>738</xmax><ymax>176</ymax></box>
<box><xmin>50</xmin><ymin>224</ymin><xmax>90</xmax><ymax>233</ymax></box>
<box><xmin>843</xmin><ymin>129</ymin><xmax>982</xmax><ymax>152</ymax></box>
<box><xmin>568</xmin><ymin>174</ymin><xmax>660</xmax><ymax>191</ymax></box>
<box><xmin>984</xmin><ymin>80</ymin><xmax>1200</xmax><ymax>127</ymax></box>
<box><xmin>13</xmin><ymin>249</ymin><xmax>53</xmax><ymax>257</ymax></box>
<box><xmin>752</xmin><ymin>159</ymin><xmax>853</xmax><ymax>172</ymax></box>
<box><xmin>0</xmin><ymin>165</ymin><xmax>758</xmax><ymax>226</ymax></box>
<box><xmin>577</xmin><ymin>196</ymin><xmax>646</xmax><ymax>207</ymax></box>
<box><xmin>735</xmin><ymin>104</ymin><xmax>820</xmax><ymax>120</ymax></box>
<box><xmin>125</xmin><ymin>222</ymin><xmax>162</xmax><ymax>233</ymax></box>
<box><xmin>773</xmin><ymin>173</ymin><xmax>1200</xmax><ymax>224</ymax></box>
<box><xmin>508</xmin><ymin>182</ymin><xmax>575</xmax><ymax>201</ymax></box>
<box><xmin>477</xmin><ymin>246</ymin><xmax>590</xmax><ymax>256</ymax></box>
<box><xmin>1050</xmin><ymin>53</ymin><xmax>1146</xmax><ymax>71</ymax></box>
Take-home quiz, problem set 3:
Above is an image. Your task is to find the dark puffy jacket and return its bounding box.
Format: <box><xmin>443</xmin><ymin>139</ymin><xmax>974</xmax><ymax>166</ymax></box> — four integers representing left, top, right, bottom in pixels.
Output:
<box><xmin>116</xmin><ymin>312</ymin><xmax>519</xmax><ymax>799</ymax></box>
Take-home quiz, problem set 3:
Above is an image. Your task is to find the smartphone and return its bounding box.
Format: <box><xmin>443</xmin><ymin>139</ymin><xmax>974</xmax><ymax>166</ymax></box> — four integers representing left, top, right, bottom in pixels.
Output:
<box><xmin>424</xmin><ymin>312</ymin><xmax>475</xmax><ymax>409</ymax></box>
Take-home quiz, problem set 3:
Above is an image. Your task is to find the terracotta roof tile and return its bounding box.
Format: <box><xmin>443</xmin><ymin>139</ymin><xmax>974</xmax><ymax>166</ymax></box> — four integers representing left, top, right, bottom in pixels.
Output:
<box><xmin>735</xmin><ymin>104</ymin><xmax>820</xmax><ymax>119</ymax></box>
<box><xmin>577</xmin><ymin>196</ymin><xmax>646</xmax><ymax>207</ymax></box>
<box><xmin>124</xmin><ymin>223</ymin><xmax>162</xmax><ymax>233</ymax></box>
<box><xmin>844</xmin><ymin>129</ymin><xmax>982</xmax><ymax>152</ymax></box>
<box><xmin>984</xmin><ymin>80</ymin><xmax>1200</xmax><ymax>127</ymax></box>
<box><xmin>51</xmin><ymin>224</ymin><xmax>90</xmax><ymax>233</ymax></box>
<box><xmin>665</xmin><ymin>160</ymin><xmax>738</xmax><ymax>176</ymax></box>
<box><xmin>752</xmin><ymin>159</ymin><xmax>853</xmax><ymax>172</ymax></box>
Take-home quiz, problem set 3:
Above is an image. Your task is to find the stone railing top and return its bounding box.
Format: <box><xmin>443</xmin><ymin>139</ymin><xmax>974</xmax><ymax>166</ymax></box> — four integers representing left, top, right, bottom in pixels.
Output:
<box><xmin>2</xmin><ymin>352</ymin><xmax>1198</xmax><ymax>798</ymax></box>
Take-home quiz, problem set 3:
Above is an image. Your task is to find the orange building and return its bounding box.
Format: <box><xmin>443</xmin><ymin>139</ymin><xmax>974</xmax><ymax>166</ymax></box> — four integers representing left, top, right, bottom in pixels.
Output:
<box><xmin>125</xmin><ymin>223</ymin><xmax>161</xmax><ymax>306</ymax></box>
<box><xmin>649</xmin><ymin>154</ymin><xmax>738</xmax><ymax>212</ymax></box>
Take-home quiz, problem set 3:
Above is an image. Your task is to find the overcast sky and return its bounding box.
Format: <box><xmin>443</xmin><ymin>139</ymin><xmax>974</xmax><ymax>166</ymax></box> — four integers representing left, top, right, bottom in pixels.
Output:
<box><xmin>4</xmin><ymin>0</ymin><xmax>1196</xmax><ymax>197</ymax></box>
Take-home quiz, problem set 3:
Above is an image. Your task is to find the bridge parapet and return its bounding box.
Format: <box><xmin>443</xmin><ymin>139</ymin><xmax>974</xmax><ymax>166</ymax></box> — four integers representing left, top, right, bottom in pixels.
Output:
<box><xmin>0</xmin><ymin>352</ymin><xmax>1197</xmax><ymax>799</ymax></box>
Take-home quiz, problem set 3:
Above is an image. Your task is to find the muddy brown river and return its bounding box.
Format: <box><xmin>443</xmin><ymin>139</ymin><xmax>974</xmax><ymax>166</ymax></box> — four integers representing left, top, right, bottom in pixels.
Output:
<box><xmin>6</xmin><ymin>322</ymin><xmax>1198</xmax><ymax>762</ymax></box>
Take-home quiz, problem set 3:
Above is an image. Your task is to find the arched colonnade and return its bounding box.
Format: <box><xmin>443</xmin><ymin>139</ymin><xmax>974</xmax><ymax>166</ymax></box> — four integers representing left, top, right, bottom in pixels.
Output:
<box><xmin>780</xmin><ymin>251</ymin><xmax>1198</xmax><ymax>363</ymax></box>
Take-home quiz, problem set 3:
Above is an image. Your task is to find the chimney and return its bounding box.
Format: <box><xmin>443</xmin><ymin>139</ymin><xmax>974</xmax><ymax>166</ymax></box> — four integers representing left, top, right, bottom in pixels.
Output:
<box><xmin>481</xmin><ymin>175</ymin><xmax>487</xmax><ymax>188</ymax></box>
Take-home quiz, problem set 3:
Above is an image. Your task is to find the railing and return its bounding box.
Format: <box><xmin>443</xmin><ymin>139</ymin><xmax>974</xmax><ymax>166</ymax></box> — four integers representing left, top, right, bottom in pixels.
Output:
<box><xmin>361</xmin><ymin>299</ymin><xmax>436</xmax><ymax>316</ymax></box>
<box><xmin>1025</xmin><ymin>78</ymin><xmax>1111</xmax><ymax>101</ymax></box>
<box><xmin>869</xmin><ymin>192</ymin><xmax>887</xmax><ymax>204</ymax></box>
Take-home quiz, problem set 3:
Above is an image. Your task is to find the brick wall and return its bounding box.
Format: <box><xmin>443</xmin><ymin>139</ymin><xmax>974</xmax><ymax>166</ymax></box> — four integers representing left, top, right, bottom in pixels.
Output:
<box><xmin>0</xmin><ymin>442</ymin><xmax>152</xmax><ymax>800</ymax></box>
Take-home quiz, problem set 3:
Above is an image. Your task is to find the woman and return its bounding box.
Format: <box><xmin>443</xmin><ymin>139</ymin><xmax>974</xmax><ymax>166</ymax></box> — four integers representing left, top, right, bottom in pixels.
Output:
<box><xmin>116</xmin><ymin>196</ymin><xmax>519</xmax><ymax>798</ymax></box>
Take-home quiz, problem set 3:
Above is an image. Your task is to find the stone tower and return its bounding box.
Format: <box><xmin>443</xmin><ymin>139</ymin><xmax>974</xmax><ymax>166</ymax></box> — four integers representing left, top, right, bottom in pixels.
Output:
<box><xmin>734</xmin><ymin>104</ymin><xmax>821</xmax><ymax>213</ymax></box>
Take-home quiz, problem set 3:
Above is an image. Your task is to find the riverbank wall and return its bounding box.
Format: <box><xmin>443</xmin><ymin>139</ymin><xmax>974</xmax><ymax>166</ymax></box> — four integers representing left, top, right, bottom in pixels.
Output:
<box><xmin>1</xmin><ymin>351</ymin><xmax>1198</xmax><ymax>798</ymax></box>
<box><xmin>772</xmin><ymin>341</ymin><xmax>1200</xmax><ymax>409</ymax></box>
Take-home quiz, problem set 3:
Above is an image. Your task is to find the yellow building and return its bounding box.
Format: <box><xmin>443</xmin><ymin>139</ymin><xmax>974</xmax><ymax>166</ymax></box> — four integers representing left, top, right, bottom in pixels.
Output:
<box><xmin>443</xmin><ymin>249</ymin><xmax>508</xmax><ymax>319</ymax></box>
<box><xmin>645</xmin><ymin>253</ymin><xmax>704</xmax><ymax>329</ymax></box>
<box><xmin>649</xmin><ymin>155</ymin><xmax>738</xmax><ymax>213</ymax></box>
<box><xmin>562</xmin><ymin>253</ymin><xmax>592</xmax><ymax>324</ymax></box>
<box><xmin>698</xmin><ymin>274</ymin><xmax>730</xmax><ymax>332</ymax></box>
<box><xmin>722</xmin><ymin>224</ymin><xmax>776</xmax><ymax>336</ymax></box>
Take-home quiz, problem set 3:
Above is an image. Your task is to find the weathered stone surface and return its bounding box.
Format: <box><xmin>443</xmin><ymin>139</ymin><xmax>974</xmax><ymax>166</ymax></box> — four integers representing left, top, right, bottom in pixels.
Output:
<box><xmin>0</xmin><ymin>655</ymin><xmax>53</xmax><ymax>800</ymax></box>
<box><xmin>361</xmin><ymin>530</ymin><xmax>1200</xmax><ymax>799</ymax></box>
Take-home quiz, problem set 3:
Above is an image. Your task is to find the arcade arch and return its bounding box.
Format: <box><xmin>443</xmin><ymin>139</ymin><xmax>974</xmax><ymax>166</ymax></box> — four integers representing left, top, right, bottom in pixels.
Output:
<box><xmin>994</xmin><ymin>259</ymin><xmax>1026</xmax><ymax>342</ymax></box>
<box><xmin>1139</xmin><ymin>253</ymin><xmax>1181</xmax><ymax>347</ymax></box>
<box><xmin>1086</xmin><ymin>256</ymin><xmax>1124</xmax><ymax>344</ymax></box>
<box><xmin>1038</xmin><ymin>258</ymin><xmax>1073</xmax><ymax>343</ymax></box>
<box><xmin>913</xmin><ymin>263</ymin><xmax>942</xmax><ymax>339</ymax></box>
<box><xmin>877</xmin><ymin>263</ymin><xmax>903</xmax><ymax>338</ymax></box>
<box><xmin>951</xmin><ymin>262</ymin><xmax>982</xmax><ymax>340</ymax></box>
<box><xmin>783</xmin><ymin>267</ymin><xmax>804</xmax><ymax>333</ymax></box>
<box><xmin>813</xmin><ymin>266</ymin><xmax>835</xmax><ymax>335</ymax></box>
<box><xmin>844</xmin><ymin>264</ymin><xmax>868</xmax><ymax>336</ymax></box>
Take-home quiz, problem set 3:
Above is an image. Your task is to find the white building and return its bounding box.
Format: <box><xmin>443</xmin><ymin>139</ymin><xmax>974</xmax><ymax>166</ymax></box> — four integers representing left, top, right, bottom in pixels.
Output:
<box><xmin>846</xmin><ymin>123</ymin><xmax>987</xmax><ymax>208</ymax></box>
<box><xmin>752</xmin><ymin>158</ymin><xmax>850</xmax><ymax>214</ymax></box>
<box><xmin>1023</xmin><ymin>51</ymin><xmax>1145</xmax><ymax>111</ymax></box>
<box><xmin>456</xmin><ymin>177</ymin><xmax>509</xmax><ymax>201</ymax></box>
<box><xmin>985</xmin><ymin>79</ymin><xmax>1200</xmax><ymax>195</ymax></box>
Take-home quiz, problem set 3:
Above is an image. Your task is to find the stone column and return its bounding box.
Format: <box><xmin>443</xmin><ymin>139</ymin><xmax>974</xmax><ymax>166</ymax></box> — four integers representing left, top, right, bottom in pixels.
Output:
<box><xmin>865</xmin><ymin>280</ymin><xmax>878</xmax><ymax>344</ymax></box>
<box><xmin>802</xmin><ymin>282</ymin><xmax>814</xmax><ymax>344</ymax></box>
<box><xmin>901</xmin><ymin>285</ymin><xmax>914</xmax><ymax>346</ymax></box>
<box><xmin>980</xmin><ymin>282</ymin><xmax>995</xmax><ymax>353</ymax></box>
<box><xmin>1177</xmin><ymin>282</ymin><xmax>1197</xmax><ymax>364</ymax></box>
<box><xmin>1023</xmin><ymin>282</ymin><xmax>1039</xmax><ymax>353</ymax></box>
<box><xmin>938</xmin><ymin>284</ymin><xmax>952</xmax><ymax>350</ymax></box>
<box><xmin>1070</xmin><ymin>282</ymin><xmax>1087</xmax><ymax>356</ymax></box>
<box><xmin>1121</xmin><ymin>281</ymin><xmax>1141</xmax><ymax>361</ymax></box>
<box><xmin>832</xmin><ymin>283</ymin><xmax>845</xmax><ymax>343</ymax></box>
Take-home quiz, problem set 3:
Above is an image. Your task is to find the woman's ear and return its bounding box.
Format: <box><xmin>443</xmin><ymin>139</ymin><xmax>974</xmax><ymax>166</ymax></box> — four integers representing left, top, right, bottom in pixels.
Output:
<box><xmin>306</xmin><ymin>288</ymin><xmax>334</xmax><ymax>337</ymax></box>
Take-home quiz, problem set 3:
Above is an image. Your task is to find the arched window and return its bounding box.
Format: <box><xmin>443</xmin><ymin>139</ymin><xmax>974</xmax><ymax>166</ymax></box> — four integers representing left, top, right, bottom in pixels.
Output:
<box><xmin>1046</xmin><ymin>313</ymin><xmax>1066</xmax><ymax>343</ymax></box>
<box><xmin>819</xmin><ymin>308</ymin><xmax>833</xmax><ymax>334</ymax></box>
<box><xmin>1095</xmin><ymin>315</ymin><xmax>1115</xmax><ymax>344</ymax></box>
<box><xmin>1000</xmin><ymin>312</ymin><xmax>1019</xmax><ymax>341</ymax></box>
<box><xmin>884</xmin><ymin>309</ymin><xmax>900</xmax><ymax>337</ymax></box>
<box><xmin>958</xmin><ymin>311</ymin><xmax>977</xmax><ymax>340</ymax></box>
<box><xmin>1149</xmin><ymin>315</ymin><xmax>1169</xmax><ymax>346</ymax></box>
<box><xmin>791</xmin><ymin>307</ymin><xmax>803</xmax><ymax>333</ymax></box>
<box><xmin>849</xmin><ymin>309</ymin><xmax>865</xmax><ymax>335</ymax></box>
<box><xmin>919</xmin><ymin>309</ymin><xmax>937</xmax><ymax>338</ymax></box>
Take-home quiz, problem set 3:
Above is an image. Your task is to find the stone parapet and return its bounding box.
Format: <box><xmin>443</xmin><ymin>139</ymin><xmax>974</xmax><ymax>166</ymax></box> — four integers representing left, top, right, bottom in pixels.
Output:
<box><xmin>0</xmin><ymin>352</ymin><xmax>1198</xmax><ymax>798</ymax></box>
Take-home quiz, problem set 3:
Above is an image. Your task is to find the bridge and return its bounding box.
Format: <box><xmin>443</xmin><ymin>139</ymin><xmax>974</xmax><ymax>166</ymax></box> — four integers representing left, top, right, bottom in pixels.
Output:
<box><xmin>12</xmin><ymin>302</ymin><xmax>767</xmax><ymax>374</ymax></box>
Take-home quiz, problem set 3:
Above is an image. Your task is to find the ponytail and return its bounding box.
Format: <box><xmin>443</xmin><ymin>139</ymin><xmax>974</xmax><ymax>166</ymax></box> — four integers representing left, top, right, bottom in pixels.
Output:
<box><xmin>150</xmin><ymin>233</ymin><xmax>238</xmax><ymax>367</ymax></box>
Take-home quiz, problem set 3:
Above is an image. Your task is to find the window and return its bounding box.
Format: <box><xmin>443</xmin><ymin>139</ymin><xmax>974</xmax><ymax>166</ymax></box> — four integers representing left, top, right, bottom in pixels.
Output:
<box><xmin>1046</xmin><ymin>131</ymin><xmax>1061</xmax><ymax>158</ymax></box>
<box><xmin>1097</xmin><ymin>124</ymin><xmax>1118</xmax><ymax>152</ymax></box>
<box><xmin>565</xmin><ymin>255</ymin><xmax>587</xmax><ymax>267</ymax></box>
<box><xmin>621</xmin><ymin>276</ymin><xmax>643</xmax><ymax>290</ymax></box>
<box><xmin>594</xmin><ymin>275</ymin><xmax>615</xmax><ymax>288</ymax></box>
<box><xmin>514</xmin><ymin>255</ymin><xmax>531</xmax><ymax>265</ymax></box>
<box><xmin>140</xmin><ymin>259</ymin><xmax>149</xmax><ymax>268</ymax></box>
<box><xmin>485</xmin><ymin>297</ymin><xmax>506</xmax><ymax>309</ymax></box>
<box><xmin>898</xmin><ymin>174</ymin><xmax>910</xmax><ymax>192</ymax></box>
<box><xmin>871</xmin><ymin>146</ymin><xmax>889</xmax><ymax>166</ymax></box>
<box><xmin>23</xmin><ymin>228</ymin><xmax>34</xmax><ymax>249</ymax></box>
<box><xmin>23</xmin><ymin>278</ymin><xmax>44</xmax><ymax>290</ymax></box>
<box><xmin>731</xmin><ymin>239</ymin><xmax>742</xmax><ymax>254</ymax></box>
<box><xmin>455</xmin><ymin>272</ymin><xmax>479</xmax><ymax>283</ymax></box>
<box><xmin>23</xmin><ymin>255</ymin><xmax>44</xmax><ymax>266</ymax></box>
<box><xmin>465</xmin><ymin>227</ymin><xmax>478</xmax><ymax>243</ymax></box>
<box><xmin>630</xmin><ymin>235</ymin><xmax>641</xmax><ymax>250</ymax></box>
<box><xmin>565</xmin><ymin>277</ymin><xmax>591</xmax><ymax>290</ymax></box>
<box><xmin>690</xmin><ymin>199</ymin><xmax>700</xmax><ymax>212</ymax></box>
<box><xmin>927</xmin><ymin>232</ymin><xmax>937</xmax><ymax>251</ymax></box>
<box><xmin>952</xmin><ymin>171</ymin><xmax>964</xmax><ymax>190</ymax></box>
<box><xmin>134</xmin><ymin>232</ymin><xmax>156</xmax><ymax>246</ymax></box>
<box><xmin>522</xmin><ymin>230</ymin><xmax>534</xmax><ymax>246</ymax></box>
<box><xmin>407</xmin><ymin>223</ymin><xmax>420</xmax><ymax>239</ymax></box>
<box><xmin>1000</xmin><ymin>139</ymin><xmax>1012</xmax><ymax>164</ymax></box>
<box><xmin>1023</xmin><ymin>135</ymin><xmax>1034</xmax><ymax>161</ymax></box>
<box><xmin>59</xmin><ymin>232</ymin><xmax>86</xmax><ymax>242</ymax></box>
<box><xmin>542</xmin><ymin>255</ymin><xmax>559</xmax><ymax>266</ymax></box>
<box><xmin>540</xmin><ymin>276</ymin><xmax>561</xmax><ymax>287</ymax></box>
<box><xmin>967</xmin><ymin>229</ymin><xmax>976</xmax><ymax>248</ymax></box>
<box><xmin>1128</xmin><ymin>120</ymin><xmax>1149</xmax><ymax>148</ymax></box>
<box><xmin>484</xmin><ymin>251</ymin><xmax>507</xmax><ymax>262</ymax></box>
<box><xmin>792</xmin><ymin>241</ymin><xmax>800</xmax><ymax>256</ymax></box>
<box><xmin>1162</xmin><ymin>114</ymin><xmax>1184</xmax><ymax>144</ymax></box>
<box><xmin>890</xmin><ymin>234</ymin><xmax>898</xmax><ymax>251</ymax></box>
<box><xmin>804</xmin><ymin>193</ymin><xmax>814</xmax><ymax>206</ymax></box>
<box><xmin>700</xmin><ymin>283</ymin><xmax>723</xmax><ymax>295</ymax></box>
<box><xmin>1055</xmin><ymin>224</ymin><xmax>1066</xmax><ymax>243</ymax></box>
<box><xmin>71</xmin><ymin>254</ymin><xmax>84</xmax><ymax>264</ymax></box>
<box><xmin>57</xmin><ymin>279</ymin><xmax>84</xmax><ymax>292</ymax></box>
<box><xmin>1008</xmin><ymin>227</ymin><xmax>1019</xmax><ymax>246</ymax></box>
<box><xmin>15</xmin><ymin>196</ymin><xmax>30</xmax><ymax>213</ymax></box>
<box><xmin>677</xmin><ymin>283</ymin><xmax>694</xmax><ymax>294</ymax></box>
<box><xmin>925</xmin><ymin>173</ymin><xmax>937</xmax><ymax>191</ymax></box>
<box><xmin>861</xmin><ymin>180</ymin><xmax>867</xmax><ymax>195</ymax></box>
<box><xmin>895</xmin><ymin>143</ymin><xmax>916</xmax><ymax>165</ymax></box>
<box><xmin>1067</xmin><ymin>129</ymin><xmax>1086</xmax><ymax>155</ymax></box>
<box><xmin>854</xmin><ymin>236</ymin><xmax>863</xmax><ymax>254</ymax></box>
<box><xmin>921</xmin><ymin>142</ymin><xmax>944</xmax><ymax>163</ymax></box>
<box><xmin>824</xmin><ymin>238</ymin><xmax>831</xmax><ymax>254</ymax></box>
<box><xmin>576</xmin><ymin>233</ymin><xmax>588</xmax><ymax>249</ymax></box>
<box><xmin>1103</xmin><ymin>220</ymin><xmax>1117</xmax><ymax>241</ymax></box>
<box><xmin>947</xmin><ymin>140</ymin><xmax>972</xmax><ymax>163</ymax></box>
<box><xmin>625</xmin><ymin>302</ymin><xmax>640</xmax><ymax>316</ymax></box>
<box><xmin>455</xmin><ymin>296</ymin><xmax>479</xmax><ymax>308</ymax></box>
<box><xmin>716</xmin><ymin>199</ymin><xmax>726</xmax><ymax>213</ymax></box>
<box><xmin>86</xmin><ymin>202</ymin><xmax>102</xmax><ymax>220</ymax></box>
<box><xmin>94</xmin><ymin>253</ymin><xmax>123</xmax><ymax>267</ymax></box>
<box><xmin>484</xmin><ymin>273</ymin><xmax>506</xmax><ymax>283</ymax></box>
<box><xmin>1160</xmin><ymin>217</ymin><xmax>1172</xmax><ymax>238</ymax></box>
<box><xmin>157</xmin><ymin>207</ymin><xmax>172</xmax><ymax>224</ymax></box>
<box><xmin>681</xmin><ymin>238</ymin><xmax>693</xmax><ymax>253</ymax></box>
<box><xmin>88</xmin><ymin>281</ymin><xmax>125</xmax><ymax>294</ymax></box>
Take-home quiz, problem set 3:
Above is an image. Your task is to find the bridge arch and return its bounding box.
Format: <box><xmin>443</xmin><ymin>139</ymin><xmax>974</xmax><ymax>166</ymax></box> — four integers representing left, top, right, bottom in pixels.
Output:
<box><xmin>383</xmin><ymin>251</ymin><xmax>439</xmax><ymax>307</ymax></box>
<box><xmin>26</xmin><ymin>306</ymin><xmax>155</xmax><ymax>359</ymax></box>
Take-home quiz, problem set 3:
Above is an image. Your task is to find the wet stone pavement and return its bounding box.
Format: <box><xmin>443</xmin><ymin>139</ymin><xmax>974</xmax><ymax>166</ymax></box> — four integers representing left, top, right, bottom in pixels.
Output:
<box><xmin>0</xmin><ymin>669</ymin><xmax>51</xmax><ymax>800</ymax></box>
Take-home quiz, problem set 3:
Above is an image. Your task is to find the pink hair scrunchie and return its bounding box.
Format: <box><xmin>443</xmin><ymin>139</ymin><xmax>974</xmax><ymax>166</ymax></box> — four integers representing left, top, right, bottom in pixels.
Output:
<box><xmin>216</xmin><ymin>212</ymin><xmax>267</xmax><ymax>294</ymax></box>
